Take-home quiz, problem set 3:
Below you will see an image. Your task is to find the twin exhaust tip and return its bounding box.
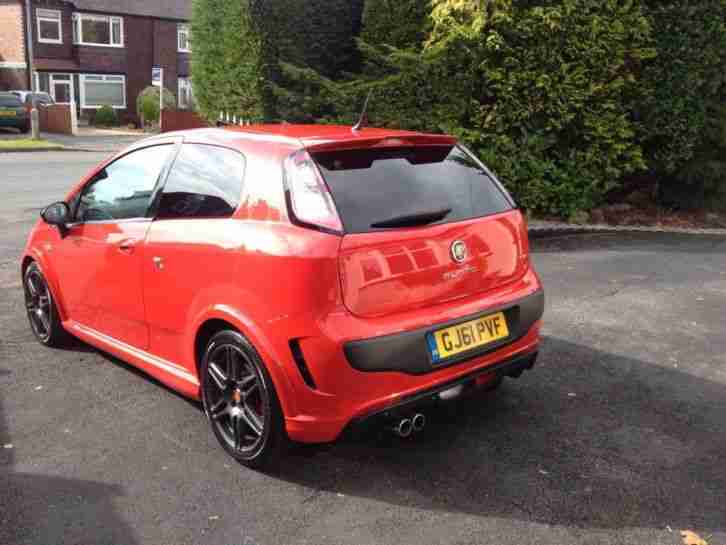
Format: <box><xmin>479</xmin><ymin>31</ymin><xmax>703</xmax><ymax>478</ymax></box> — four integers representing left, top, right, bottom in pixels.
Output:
<box><xmin>390</xmin><ymin>413</ymin><xmax>426</xmax><ymax>437</ymax></box>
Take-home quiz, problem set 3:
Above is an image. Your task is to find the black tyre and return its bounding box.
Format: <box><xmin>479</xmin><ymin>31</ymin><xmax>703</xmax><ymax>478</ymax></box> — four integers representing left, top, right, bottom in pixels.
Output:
<box><xmin>23</xmin><ymin>262</ymin><xmax>69</xmax><ymax>347</ymax></box>
<box><xmin>200</xmin><ymin>330</ymin><xmax>288</xmax><ymax>470</ymax></box>
<box><xmin>19</xmin><ymin>123</ymin><xmax>30</xmax><ymax>134</ymax></box>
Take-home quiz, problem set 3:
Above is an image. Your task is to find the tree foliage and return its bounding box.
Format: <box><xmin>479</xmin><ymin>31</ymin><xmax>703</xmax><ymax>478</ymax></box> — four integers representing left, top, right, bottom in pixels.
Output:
<box><xmin>639</xmin><ymin>0</ymin><xmax>726</xmax><ymax>173</ymax></box>
<box><xmin>429</xmin><ymin>0</ymin><xmax>656</xmax><ymax>216</ymax></box>
<box><xmin>190</xmin><ymin>0</ymin><xmax>265</xmax><ymax>121</ymax></box>
<box><xmin>193</xmin><ymin>0</ymin><xmax>726</xmax><ymax>216</ymax></box>
<box><xmin>360</xmin><ymin>0</ymin><xmax>432</xmax><ymax>49</ymax></box>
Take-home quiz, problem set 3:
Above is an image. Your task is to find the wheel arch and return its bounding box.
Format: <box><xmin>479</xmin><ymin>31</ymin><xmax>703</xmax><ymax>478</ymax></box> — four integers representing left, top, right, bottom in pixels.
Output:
<box><xmin>21</xmin><ymin>251</ymin><xmax>68</xmax><ymax>321</ymax></box>
<box><xmin>191</xmin><ymin>310</ymin><xmax>299</xmax><ymax>419</ymax></box>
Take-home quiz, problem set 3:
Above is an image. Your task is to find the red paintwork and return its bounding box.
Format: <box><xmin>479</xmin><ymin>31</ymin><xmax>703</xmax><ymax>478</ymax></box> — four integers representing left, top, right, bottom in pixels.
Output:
<box><xmin>22</xmin><ymin>125</ymin><xmax>543</xmax><ymax>443</ymax></box>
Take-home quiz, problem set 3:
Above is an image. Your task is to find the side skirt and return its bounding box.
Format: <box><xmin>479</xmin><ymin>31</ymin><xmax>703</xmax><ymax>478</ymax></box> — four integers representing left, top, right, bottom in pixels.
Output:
<box><xmin>67</xmin><ymin>320</ymin><xmax>201</xmax><ymax>400</ymax></box>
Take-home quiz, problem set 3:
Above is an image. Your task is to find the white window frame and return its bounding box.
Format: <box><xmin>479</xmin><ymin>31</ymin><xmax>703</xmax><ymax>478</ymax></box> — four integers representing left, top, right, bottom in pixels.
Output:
<box><xmin>178</xmin><ymin>77</ymin><xmax>192</xmax><ymax>109</ymax></box>
<box><xmin>72</xmin><ymin>13</ymin><xmax>124</xmax><ymax>48</ymax></box>
<box><xmin>177</xmin><ymin>24</ymin><xmax>190</xmax><ymax>53</ymax></box>
<box><xmin>80</xmin><ymin>74</ymin><xmax>127</xmax><ymax>109</ymax></box>
<box><xmin>37</xmin><ymin>9</ymin><xmax>62</xmax><ymax>44</ymax></box>
<box><xmin>35</xmin><ymin>72</ymin><xmax>75</xmax><ymax>105</ymax></box>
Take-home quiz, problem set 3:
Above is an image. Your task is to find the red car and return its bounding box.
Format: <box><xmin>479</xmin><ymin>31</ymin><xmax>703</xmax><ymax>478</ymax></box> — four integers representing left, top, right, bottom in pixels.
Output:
<box><xmin>22</xmin><ymin>125</ymin><xmax>543</xmax><ymax>469</ymax></box>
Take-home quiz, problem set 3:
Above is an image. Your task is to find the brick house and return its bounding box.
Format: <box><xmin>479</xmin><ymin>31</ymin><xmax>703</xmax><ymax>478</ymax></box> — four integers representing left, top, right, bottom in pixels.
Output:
<box><xmin>0</xmin><ymin>0</ymin><xmax>193</xmax><ymax>124</ymax></box>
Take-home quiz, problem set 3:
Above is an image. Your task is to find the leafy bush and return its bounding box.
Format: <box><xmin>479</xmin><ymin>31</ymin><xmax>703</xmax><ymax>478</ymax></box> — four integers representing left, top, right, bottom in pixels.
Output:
<box><xmin>638</xmin><ymin>0</ymin><xmax>726</xmax><ymax>209</ymax></box>
<box><xmin>360</xmin><ymin>0</ymin><xmax>432</xmax><ymax>49</ymax></box>
<box><xmin>136</xmin><ymin>86</ymin><xmax>176</xmax><ymax>126</ymax></box>
<box><xmin>94</xmin><ymin>105</ymin><xmax>118</xmax><ymax>127</ymax></box>
<box><xmin>639</xmin><ymin>0</ymin><xmax>726</xmax><ymax>174</ymax></box>
<box><xmin>193</xmin><ymin>0</ymin><xmax>726</xmax><ymax>217</ymax></box>
<box><xmin>661</xmin><ymin>104</ymin><xmax>726</xmax><ymax>210</ymax></box>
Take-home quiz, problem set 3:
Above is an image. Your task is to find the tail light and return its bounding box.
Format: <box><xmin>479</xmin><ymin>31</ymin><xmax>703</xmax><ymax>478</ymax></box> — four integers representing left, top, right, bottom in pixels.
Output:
<box><xmin>283</xmin><ymin>149</ymin><xmax>343</xmax><ymax>234</ymax></box>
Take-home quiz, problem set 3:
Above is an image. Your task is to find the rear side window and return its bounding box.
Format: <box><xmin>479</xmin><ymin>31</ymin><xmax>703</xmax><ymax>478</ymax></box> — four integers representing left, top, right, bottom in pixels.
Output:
<box><xmin>312</xmin><ymin>145</ymin><xmax>513</xmax><ymax>234</ymax></box>
<box><xmin>0</xmin><ymin>94</ymin><xmax>22</xmax><ymax>107</ymax></box>
<box><xmin>157</xmin><ymin>143</ymin><xmax>244</xmax><ymax>219</ymax></box>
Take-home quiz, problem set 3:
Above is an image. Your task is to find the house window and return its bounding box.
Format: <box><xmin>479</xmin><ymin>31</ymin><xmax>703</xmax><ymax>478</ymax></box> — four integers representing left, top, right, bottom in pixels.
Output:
<box><xmin>80</xmin><ymin>74</ymin><xmax>126</xmax><ymax>109</ymax></box>
<box><xmin>177</xmin><ymin>24</ymin><xmax>190</xmax><ymax>52</ymax></box>
<box><xmin>178</xmin><ymin>78</ymin><xmax>193</xmax><ymax>109</ymax></box>
<box><xmin>37</xmin><ymin>9</ymin><xmax>62</xmax><ymax>44</ymax></box>
<box><xmin>73</xmin><ymin>13</ymin><xmax>123</xmax><ymax>47</ymax></box>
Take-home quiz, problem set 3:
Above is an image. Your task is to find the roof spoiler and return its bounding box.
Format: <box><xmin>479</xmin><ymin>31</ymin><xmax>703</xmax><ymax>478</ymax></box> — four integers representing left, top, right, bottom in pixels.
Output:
<box><xmin>303</xmin><ymin>134</ymin><xmax>458</xmax><ymax>154</ymax></box>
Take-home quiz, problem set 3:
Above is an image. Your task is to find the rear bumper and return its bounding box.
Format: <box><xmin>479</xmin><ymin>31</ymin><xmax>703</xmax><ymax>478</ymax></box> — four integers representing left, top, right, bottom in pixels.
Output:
<box><xmin>0</xmin><ymin>117</ymin><xmax>27</xmax><ymax>128</ymax></box>
<box><xmin>284</xmin><ymin>319</ymin><xmax>542</xmax><ymax>443</ymax></box>
<box><xmin>347</xmin><ymin>348</ymin><xmax>538</xmax><ymax>433</ymax></box>
<box><xmin>344</xmin><ymin>289</ymin><xmax>544</xmax><ymax>374</ymax></box>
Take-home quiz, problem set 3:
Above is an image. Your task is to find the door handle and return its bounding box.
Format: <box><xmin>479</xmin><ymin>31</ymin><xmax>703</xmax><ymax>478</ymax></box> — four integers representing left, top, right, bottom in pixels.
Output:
<box><xmin>152</xmin><ymin>256</ymin><xmax>164</xmax><ymax>270</ymax></box>
<box><xmin>117</xmin><ymin>238</ymin><xmax>138</xmax><ymax>254</ymax></box>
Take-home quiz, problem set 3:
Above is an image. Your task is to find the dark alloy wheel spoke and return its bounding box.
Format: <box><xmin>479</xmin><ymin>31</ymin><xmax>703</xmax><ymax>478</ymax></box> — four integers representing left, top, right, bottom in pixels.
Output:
<box><xmin>209</xmin><ymin>398</ymin><xmax>228</xmax><ymax>421</ymax></box>
<box><xmin>208</xmin><ymin>362</ymin><xmax>228</xmax><ymax>391</ymax></box>
<box><xmin>240</xmin><ymin>406</ymin><xmax>263</xmax><ymax>436</ymax></box>
<box><xmin>238</xmin><ymin>373</ymin><xmax>256</xmax><ymax>391</ymax></box>
<box><xmin>37</xmin><ymin>309</ymin><xmax>51</xmax><ymax>332</ymax></box>
<box><xmin>242</xmin><ymin>382</ymin><xmax>258</xmax><ymax>400</ymax></box>
<box><xmin>226</xmin><ymin>347</ymin><xmax>237</xmax><ymax>381</ymax></box>
<box><xmin>26</xmin><ymin>276</ymin><xmax>38</xmax><ymax>296</ymax></box>
<box><xmin>232</xmin><ymin>413</ymin><xmax>243</xmax><ymax>450</ymax></box>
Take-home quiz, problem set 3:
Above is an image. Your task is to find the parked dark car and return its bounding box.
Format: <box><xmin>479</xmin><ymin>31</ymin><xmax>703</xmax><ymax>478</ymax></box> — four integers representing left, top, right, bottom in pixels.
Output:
<box><xmin>0</xmin><ymin>93</ymin><xmax>30</xmax><ymax>133</ymax></box>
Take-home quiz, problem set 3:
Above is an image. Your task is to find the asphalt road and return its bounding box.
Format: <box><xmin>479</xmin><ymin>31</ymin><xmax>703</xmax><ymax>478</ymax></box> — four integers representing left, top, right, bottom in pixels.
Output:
<box><xmin>1</xmin><ymin>151</ymin><xmax>725</xmax><ymax>545</ymax></box>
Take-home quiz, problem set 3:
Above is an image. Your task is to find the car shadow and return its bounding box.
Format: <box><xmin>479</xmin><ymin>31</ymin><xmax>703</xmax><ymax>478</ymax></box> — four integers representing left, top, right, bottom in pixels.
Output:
<box><xmin>275</xmin><ymin>335</ymin><xmax>726</xmax><ymax>532</ymax></box>
<box><xmin>0</xmin><ymin>366</ymin><xmax>140</xmax><ymax>545</ymax></box>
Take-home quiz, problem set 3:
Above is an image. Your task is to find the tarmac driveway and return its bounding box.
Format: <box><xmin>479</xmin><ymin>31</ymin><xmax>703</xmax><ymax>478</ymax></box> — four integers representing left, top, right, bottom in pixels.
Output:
<box><xmin>0</xmin><ymin>151</ymin><xmax>724</xmax><ymax>545</ymax></box>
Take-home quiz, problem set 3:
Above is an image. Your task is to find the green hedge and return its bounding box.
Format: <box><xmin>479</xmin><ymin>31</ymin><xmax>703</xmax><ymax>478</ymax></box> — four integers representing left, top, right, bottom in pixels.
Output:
<box><xmin>193</xmin><ymin>0</ymin><xmax>726</xmax><ymax>217</ymax></box>
<box><xmin>360</xmin><ymin>0</ymin><xmax>431</xmax><ymax>49</ymax></box>
<box><xmin>639</xmin><ymin>0</ymin><xmax>726</xmax><ymax>209</ymax></box>
<box><xmin>191</xmin><ymin>0</ymin><xmax>363</xmax><ymax>121</ymax></box>
<box><xmin>190</xmin><ymin>0</ymin><xmax>266</xmax><ymax>121</ymax></box>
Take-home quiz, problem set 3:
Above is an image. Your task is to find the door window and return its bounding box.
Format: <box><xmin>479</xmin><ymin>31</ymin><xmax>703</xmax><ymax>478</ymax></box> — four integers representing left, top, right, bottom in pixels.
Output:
<box><xmin>75</xmin><ymin>145</ymin><xmax>173</xmax><ymax>222</ymax></box>
<box><xmin>156</xmin><ymin>144</ymin><xmax>244</xmax><ymax>219</ymax></box>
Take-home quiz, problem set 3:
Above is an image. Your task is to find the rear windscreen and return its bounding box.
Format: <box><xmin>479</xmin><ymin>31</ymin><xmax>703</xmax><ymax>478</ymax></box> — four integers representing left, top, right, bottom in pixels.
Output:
<box><xmin>312</xmin><ymin>145</ymin><xmax>513</xmax><ymax>234</ymax></box>
<box><xmin>0</xmin><ymin>95</ymin><xmax>22</xmax><ymax>107</ymax></box>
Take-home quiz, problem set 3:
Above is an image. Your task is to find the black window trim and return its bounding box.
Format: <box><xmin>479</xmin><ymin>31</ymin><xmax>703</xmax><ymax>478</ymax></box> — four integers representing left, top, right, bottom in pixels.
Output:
<box><xmin>148</xmin><ymin>138</ymin><xmax>247</xmax><ymax>221</ymax></box>
<box><xmin>456</xmin><ymin>143</ymin><xmax>518</xmax><ymax>210</ymax></box>
<box><xmin>67</xmin><ymin>139</ymin><xmax>181</xmax><ymax>225</ymax></box>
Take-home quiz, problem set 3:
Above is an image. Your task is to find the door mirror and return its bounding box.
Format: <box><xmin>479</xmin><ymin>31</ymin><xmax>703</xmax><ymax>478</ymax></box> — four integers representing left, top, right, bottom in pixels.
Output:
<box><xmin>41</xmin><ymin>201</ymin><xmax>70</xmax><ymax>225</ymax></box>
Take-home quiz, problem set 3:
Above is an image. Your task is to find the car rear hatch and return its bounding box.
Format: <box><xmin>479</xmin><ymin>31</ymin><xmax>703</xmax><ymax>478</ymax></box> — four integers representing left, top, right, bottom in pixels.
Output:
<box><xmin>0</xmin><ymin>94</ymin><xmax>24</xmax><ymax>120</ymax></box>
<box><xmin>306</xmin><ymin>137</ymin><xmax>528</xmax><ymax>319</ymax></box>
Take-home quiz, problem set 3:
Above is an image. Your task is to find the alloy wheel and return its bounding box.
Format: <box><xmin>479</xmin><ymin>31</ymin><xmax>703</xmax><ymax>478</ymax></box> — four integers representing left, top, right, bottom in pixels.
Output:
<box><xmin>204</xmin><ymin>343</ymin><xmax>268</xmax><ymax>454</ymax></box>
<box><xmin>24</xmin><ymin>269</ymin><xmax>53</xmax><ymax>342</ymax></box>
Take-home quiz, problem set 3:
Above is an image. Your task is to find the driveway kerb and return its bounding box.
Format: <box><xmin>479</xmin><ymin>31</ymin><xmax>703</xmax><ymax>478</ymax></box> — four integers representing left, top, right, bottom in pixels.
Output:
<box><xmin>528</xmin><ymin>221</ymin><xmax>726</xmax><ymax>237</ymax></box>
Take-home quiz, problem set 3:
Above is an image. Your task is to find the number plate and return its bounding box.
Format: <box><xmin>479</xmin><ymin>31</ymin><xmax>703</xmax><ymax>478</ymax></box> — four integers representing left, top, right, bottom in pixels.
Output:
<box><xmin>427</xmin><ymin>312</ymin><xmax>509</xmax><ymax>364</ymax></box>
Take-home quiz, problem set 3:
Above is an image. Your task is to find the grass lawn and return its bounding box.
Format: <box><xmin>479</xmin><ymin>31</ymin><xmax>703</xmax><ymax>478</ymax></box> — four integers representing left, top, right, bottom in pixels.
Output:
<box><xmin>0</xmin><ymin>138</ymin><xmax>64</xmax><ymax>151</ymax></box>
